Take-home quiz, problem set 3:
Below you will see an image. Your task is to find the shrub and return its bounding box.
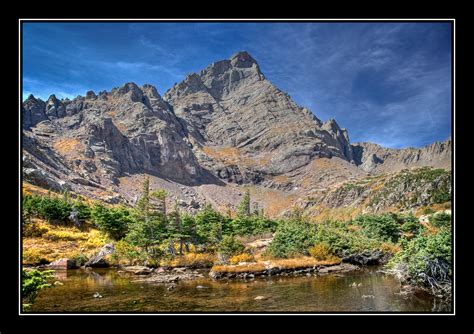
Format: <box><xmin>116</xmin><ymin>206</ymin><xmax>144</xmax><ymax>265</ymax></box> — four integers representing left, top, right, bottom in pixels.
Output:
<box><xmin>387</xmin><ymin>226</ymin><xmax>452</xmax><ymax>288</ymax></box>
<box><xmin>72</xmin><ymin>200</ymin><xmax>91</xmax><ymax>220</ymax></box>
<box><xmin>195</xmin><ymin>204</ymin><xmax>228</xmax><ymax>246</ymax></box>
<box><xmin>22</xmin><ymin>269</ymin><xmax>55</xmax><ymax>311</ymax></box>
<box><xmin>229</xmin><ymin>216</ymin><xmax>277</xmax><ymax>236</ymax></box>
<box><xmin>38</xmin><ymin>196</ymin><xmax>72</xmax><ymax>222</ymax></box>
<box><xmin>72</xmin><ymin>253</ymin><xmax>89</xmax><ymax>267</ymax></box>
<box><xmin>218</xmin><ymin>235</ymin><xmax>245</xmax><ymax>258</ymax></box>
<box><xmin>268</xmin><ymin>220</ymin><xmax>317</xmax><ymax>258</ymax></box>
<box><xmin>111</xmin><ymin>239</ymin><xmax>144</xmax><ymax>265</ymax></box>
<box><xmin>353</xmin><ymin>214</ymin><xmax>401</xmax><ymax>243</ymax></box>
<box><xmin>315</xmin><ymin>221</ymin><xmax>380</xmax><ymax>255</ymax></box>
<box><xmin>400</xmin><ymin>215</ymin><xmax>423</xmax><ymax>235</ymax></box>
<box><xmin>91</xmin><ymin>205</ymin><xmax>132</xmax><ymax>240</ymax></box>
<box><xmin>308</xmin><ymin>244</ymin><xmax>339</xmax><ymax>262</ymax></box>
<box><xmin>423</xmin><ymin>207</ymin><xmax>435</xmax><ymax>215</ymax></box>
<box><xmin>430</xmin><ymin>212</ymin><xmax>451</xmax><ymax>229</ymax></box>
<box><xmin>23</xmin><ymin>248</ymin><xmax>52</xmax><ymax>265</ymax></box>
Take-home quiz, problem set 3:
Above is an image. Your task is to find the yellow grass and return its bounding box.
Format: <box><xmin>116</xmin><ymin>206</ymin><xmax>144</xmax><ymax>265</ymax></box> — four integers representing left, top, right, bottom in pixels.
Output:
<box><xmin>22</xmin><ymin>219</ymin><xmax>108</xmax><ymax>265</ymax></box>
<box><xmin>211</xmin><ymin>256</ymin><xmax>341</xmax><ymax>274</ymax></box>
<box><xmin>229</xmin><ymin>253</ymin><xmax>256</xmax><ymax>265</ymax></box>
<box><xmin>161</xmin><ymin>253</ymin><xmax>216</xmax><ymax>268</ymax></box>
<box><xmin>211</xmin><ymin>263</ymin><xmax>266</xmax><ymax>273</ymax></box>
<box><xmin>271</xmin><ymin>256</ymin><xmax>341</xmax><ymax>269</ymax></box>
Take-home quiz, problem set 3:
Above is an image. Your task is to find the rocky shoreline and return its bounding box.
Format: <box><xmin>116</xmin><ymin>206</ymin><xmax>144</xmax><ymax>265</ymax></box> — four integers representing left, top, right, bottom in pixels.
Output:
<box><xmin>209</xmin><ymin>263</ymin><xmax>359</xmax><ymax>279</ymax></box>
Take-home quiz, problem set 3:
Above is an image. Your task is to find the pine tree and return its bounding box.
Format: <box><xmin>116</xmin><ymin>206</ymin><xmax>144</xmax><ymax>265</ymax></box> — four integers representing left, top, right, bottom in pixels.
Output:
<box><xmin>151</xmin><ymin>189</ymin><xmax>167</xmax><ymax>216</ymax></box>
<box><xmin>136</xmin><ymin>176</ymin><xmax>150</xmax><ymax>222</ymax></box>
<box><xmin>237</xmin><ymin>189</ymin><xmax>251</xmax><ymax>218</ymax></box>
<box><xmin>167</xmin><ymin>203</ymin><xmax>185</xmax><ymax>255</ymax></box>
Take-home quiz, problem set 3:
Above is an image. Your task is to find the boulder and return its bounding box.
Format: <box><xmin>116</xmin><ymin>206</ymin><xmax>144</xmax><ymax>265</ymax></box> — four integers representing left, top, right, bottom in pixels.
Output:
<box><xmin>86</xmin><ymin>258</ymin><xmax>109</xmax><ymax>268</ymax></box>
<box><xmin>122</xmin><ymin>266</ymin><xmax>153</xmax><ymax>275</ymax></box>
<box><xmin>48</xmin><ymin>258</ymin><xmax>77</xmax><ymax>270</ymax></box>
<box><xmin>342</xmin><ymin>251</ymin><xmax>385</xmax><ymax>266</ymax></box>
<box><xmin>85</xmin><ymin>243</ymin><xmax>114</xmax><ymax>267</ymax></box>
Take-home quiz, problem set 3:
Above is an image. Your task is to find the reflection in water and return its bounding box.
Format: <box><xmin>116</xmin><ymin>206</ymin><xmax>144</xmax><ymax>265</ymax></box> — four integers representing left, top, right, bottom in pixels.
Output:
<box><xmin>32</xmin><ymin>267</ymin><xmax>449</xmax><ymax>312</ymax></box>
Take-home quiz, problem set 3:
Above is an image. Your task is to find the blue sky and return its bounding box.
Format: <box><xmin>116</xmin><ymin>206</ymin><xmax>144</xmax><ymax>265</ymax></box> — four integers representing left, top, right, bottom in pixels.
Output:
<box><xmin>22</xmin><ymin>22</ymin><xmax>452</xmax><ymax>148</ymax></box>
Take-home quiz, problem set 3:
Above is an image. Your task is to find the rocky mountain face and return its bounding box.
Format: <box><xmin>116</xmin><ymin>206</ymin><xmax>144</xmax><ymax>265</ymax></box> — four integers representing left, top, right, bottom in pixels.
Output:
<box><xmin>164</xmin><ymin>51</ymin><xmax>355</xmax><ymax>184</ymax></box>
<box><xmin>22</xmin><ymin>83</ymin><xmax>218</xmax><ymax>203</ymax></box>
<box><xmin>294</xmin><ymin>167</ymin><xmax>452</xmax><ymax>220</ymax></box>
<box><xmin>352</xmin><ymin>139</ymin><xmax>452</xmax><ymax>173</ymax></box>
<box><xmin>22</xmin><ymin>51</ymin><xmax>452</xmax><ymax>215</ymax></box>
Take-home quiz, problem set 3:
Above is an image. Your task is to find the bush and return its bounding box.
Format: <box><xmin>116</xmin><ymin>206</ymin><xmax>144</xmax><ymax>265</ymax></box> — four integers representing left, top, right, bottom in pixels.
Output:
<box><xmin>268</xmin><ymin>220</ymin><xmax>317</xmax><ymax>258</ymax></box>
<box><xmin>22</xmin><ymin>269</ymin><xmax>55</xmax><ymax>311</ymax></box>
<box><xmin>72</xmin><ymin>253</ymin><xmax>89</xmax><ymax>267</ymax></box>
<box><xmin>218</xmin><ymin>235</ymin><xmax>245</xmax><ymax>258</ymax></box>
<box><xmin>111</xmin><ymin>240</ymin><xmax>144</xmax><ymax>265</ymax></box>
<box><xmin>400</xmin><ymin>215</ymin><xmax>423</xmax><ymax>235</ymax></box>
<box><xmin>388</xmin><ymin>226</ymin><xmax>452</xmax><ymax>288</ymax></box>
<box><xmin>91</xmin><ymin>205</ymin><xmax>132</xmax><ymax>240</ymax></box>
<box><xmin>229</xmin><ymin>216</ymin><xmax>277</xmax><ymax>236</ymax></box>
<box><xmin>23</xmin><ymin>248</ymin><xmax>52</xmax><ymax>265</ymax></box>
<box><xmin>315</xmin><ymin>221</ymin><xmax>380</xmax><ymax>255</ymax></box>
<box><xmin>353</xmin><ymin>214</ymin><xmax>401</xmax><ymax>243</ymax></box>
<box><xmin>423</xmin><ymin>207</ymin><xmax>435</xmax><ymax>215</ymax></box>
<box><xmin>430</xmin><ymin>212</ymin><xmax>451</xmax><ymax>229</ymax></box>
<box><xmin>195</xmin><ymin>204</ymin><xmax>228</xmax><ymax>246</ymax></box>
<box><xmin>72</xmin><ymin>200</ymin><xmax>91</xmax><ymax>220</ymax></box>
<box><xmin>308</xmin><ymin>244</ymin><xmax>339</xmax><ymax>262</ymax></box>
<box><xmin>22</xmin><ymin>195</ymin><xmax>42</xmax><ymax>222</ymax></box>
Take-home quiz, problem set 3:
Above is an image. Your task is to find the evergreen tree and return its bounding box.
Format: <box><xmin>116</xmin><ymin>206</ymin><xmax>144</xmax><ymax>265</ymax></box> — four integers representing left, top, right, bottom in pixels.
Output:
<box><xmin>182</xmin><ymin>214</ymin><xmax>197</xmax><ymax>252</ymax></box>
<box><xmin>151</xmin><ymin>189</ymin><xmax>167</xmax><ymax>216</ymax></box>
<box><xmin>195</xmin><ymin>204</ymin><xmax>225</xmax><ymax>247</ymax></box>
<box><xmin>237</xmin><ymin>189</ymin><xmax>251</xmax><ymax>218</ymax></box>
<box><xmin>136</xmin><ymin>176</ymin><xmax>150</xmax><ymax>222</ymax></box>
<box><xmin>167</xmin><ymin>203</ymin><xmax>187</xmax><ymax>255</ymax></box>
<box><xmin>126</xmin><ymin>176</ymin><xmax>167</xmax><ymax>264</ymax></box>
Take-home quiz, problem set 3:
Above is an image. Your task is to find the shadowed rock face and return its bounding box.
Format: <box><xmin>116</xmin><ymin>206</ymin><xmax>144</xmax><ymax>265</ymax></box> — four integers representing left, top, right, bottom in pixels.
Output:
<box><xmin>22</xmin><ymin>51</ymin><xmax>451</xmax><ymax>209</ymax></box>
<box><xmin>22</xmin><ymin>82</ymin><xmax>218</xmax><ymax>202</ymax></box>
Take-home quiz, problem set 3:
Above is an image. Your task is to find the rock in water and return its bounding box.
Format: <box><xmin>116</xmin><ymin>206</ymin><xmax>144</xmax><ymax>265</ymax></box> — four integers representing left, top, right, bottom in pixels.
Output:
<box><xmin>48</xmin><ymin>258</ymin><xmax>77</xmax><ymax>270</ymax></box>
<box><xmin>85</xmin><ymin>243</ymin><xmax>114</xmax><ymax>268</ymax></box>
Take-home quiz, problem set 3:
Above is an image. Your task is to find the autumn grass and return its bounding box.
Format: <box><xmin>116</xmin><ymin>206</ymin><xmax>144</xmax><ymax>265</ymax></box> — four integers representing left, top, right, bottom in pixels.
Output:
<box><xmin>211</xmin><ymin>263</ymin><xmax>266</xmax><ymax>273</ymax></box>
<box><xmin>211</xmin><ymin>256</ymin><xmax>341</xmax><ymax>274</ymax></box>
<box><xmin>161</xmin><ymin>253</ymin><xmax>216</xmax><ymax>268</ymax></box>
<box><xmin>22</xmin><ymin>219</ymin><xmax>108</xmax><ymax>265</ymax></box>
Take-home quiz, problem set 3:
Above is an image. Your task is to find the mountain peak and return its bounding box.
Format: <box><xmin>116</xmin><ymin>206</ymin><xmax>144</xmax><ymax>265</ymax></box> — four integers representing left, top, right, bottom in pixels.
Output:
<box><xmin>322</xmin><ymin>118</ymin><xmax>341</xmax><ymax>133</ymax></box>
<box><xmin>25</xmin><ymin>94</ymin><xmax>37</xmax><ymax>102</ymax></box>
<box><xmin>111</xmin><ymin>82</ymin><xmax>143</xmax><ymax>102</ymax></box>
<box><xmin>230</xmin><ymin>51</ymin><xmax>257</xmax><ymax>68</ymax></box>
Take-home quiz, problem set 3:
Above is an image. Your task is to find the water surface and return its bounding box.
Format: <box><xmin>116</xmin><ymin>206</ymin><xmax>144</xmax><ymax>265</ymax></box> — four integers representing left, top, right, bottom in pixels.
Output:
<box><xmin>31</xmin><ymin>267</ymin><xmax>449</xmax><ymax>313</ymax></box>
